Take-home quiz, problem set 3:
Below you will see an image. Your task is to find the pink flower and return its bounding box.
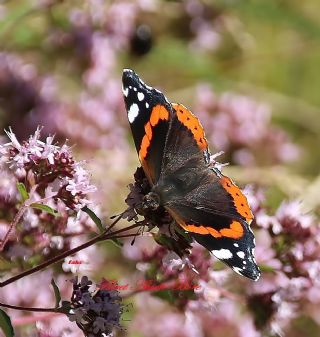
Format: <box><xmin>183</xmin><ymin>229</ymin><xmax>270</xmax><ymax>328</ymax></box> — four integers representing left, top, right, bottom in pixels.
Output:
<box><xmin>0</xmin><ymin>128</ymin><xmax>97</xmax><ymax>211</ymax></box>
<box><xmin>194</xmin><ymin>85</ymin><xmax>300</xmax><ymax>166</ymax></box>
<box><xmin>275</xmin><ymin>200</ymin><xmax>314</xmax><ymax>235</ymax></box>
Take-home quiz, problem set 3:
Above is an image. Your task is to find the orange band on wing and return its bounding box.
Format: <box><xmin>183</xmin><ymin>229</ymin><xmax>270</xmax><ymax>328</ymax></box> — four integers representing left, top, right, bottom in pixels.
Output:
<box><xmin>220</xmin><ymin>176</ymin><xmax>254</xmax><ymax>224</ymax></box>
<box><xmin>172</xmin><ymin>103</ymin><xmax>208</xmax><ymax>150</ymax></box>
<box><xmin>179</xmin><ymin>224</ymin><xmax>210</xmax><ymax>235</ymax></box>
<box><xmin>139</xmin><ymin>104</ymin><xmax>169</xmax><ymax>161</ymax></box>
<box><xmin>220</xmin><ymin>220</ymin><xmax>244</xmax><ymax>239</ymax></box>
<box><xmin>181</xmin><ymin>220</ymin><xmax>244</xmax><ymax>239</ymax></box>
<box><xmin>150</xmin><ymin>104</ymin><xmax>169</xmax><ymax>127</ymax></box>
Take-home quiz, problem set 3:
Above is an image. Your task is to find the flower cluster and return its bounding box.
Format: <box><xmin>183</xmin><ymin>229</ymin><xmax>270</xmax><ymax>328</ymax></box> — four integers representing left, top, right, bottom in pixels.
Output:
<box><xmin>194</xmin><ymin>84</ymin><xmax>300</xmax><ymax>166</ymax></box>
<box><xmin>248</xmin><ymin>196</ymin><xmax>320</xmax><ymax>335</ymax></box>
<box><xmin>0</xmin><ymin>127</ymin><xmax>96</xmax><ymax>210</ymax></box>
<box><xmin>67</xmin><ymin>276</ymin><xmax>125</xmax><ymax>337</ymax></box>
<box><xmin>127</xmin><ymin>239</ymin><xmax>214</xmax><ymax>307</ymax></box>
<box><xmin>0</xmin><ymin>128</ymin><xmax>103</xmax><ymax>279</ymax></box>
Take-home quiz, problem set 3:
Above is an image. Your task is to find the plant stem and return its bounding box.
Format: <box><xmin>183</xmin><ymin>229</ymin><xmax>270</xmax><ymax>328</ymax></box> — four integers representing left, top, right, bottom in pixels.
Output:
<box><xmin>0</xmin><ymin>302</ymin><xmax>59</xmax><ymax>313</ymax></box>
<box><xmin>0</xmin><ymin>185</ymin><xmax>42</xmax><ymax>251</ymax></box>
<box><xmin>0</xmin><ymin>205</ymin><xmax>27</xmax><ymax>252</ymax></box>
<box><xmin>0</xmin><ymin>220</ymin><xmax>140</xmax><ymax>287</ymax></box>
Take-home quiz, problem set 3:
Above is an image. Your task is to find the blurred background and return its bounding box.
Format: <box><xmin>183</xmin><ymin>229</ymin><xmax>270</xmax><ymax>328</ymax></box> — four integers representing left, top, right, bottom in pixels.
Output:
<box><xmin>0</xmin><ymin>0</ymin><xmax>320</xmax><ymax>336</ymax></box>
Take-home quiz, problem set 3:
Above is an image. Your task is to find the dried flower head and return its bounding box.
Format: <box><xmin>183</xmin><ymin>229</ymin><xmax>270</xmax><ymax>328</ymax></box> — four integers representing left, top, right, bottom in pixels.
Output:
<box><xmin>67</xmin><ymin>276</ymin><xmax>125</xmax><ymax>337</ymax></box>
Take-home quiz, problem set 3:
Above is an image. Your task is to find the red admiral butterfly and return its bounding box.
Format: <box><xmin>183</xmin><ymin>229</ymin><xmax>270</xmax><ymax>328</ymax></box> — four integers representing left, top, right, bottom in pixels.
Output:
<box><xmin>122</xmin><ymin>69</ymin><xmax>260</xmax><ymax>281</ymax></box>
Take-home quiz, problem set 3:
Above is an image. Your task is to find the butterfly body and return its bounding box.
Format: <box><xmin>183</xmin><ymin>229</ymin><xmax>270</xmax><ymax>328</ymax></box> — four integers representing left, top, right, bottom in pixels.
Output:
<box><xmin>122</xmin><ymin>69</ymin><xmax>260</xmax><ymax>281</ymax></box>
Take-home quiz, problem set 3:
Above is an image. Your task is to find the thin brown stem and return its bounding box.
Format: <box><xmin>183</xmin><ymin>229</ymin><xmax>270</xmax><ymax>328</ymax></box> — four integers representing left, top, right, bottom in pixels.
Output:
<box><xmin>0</xmin><ymin>221</ymin><xmax>141</xmax><ymax>288</ymax></box>
<box><xmin>0</xmin><ymin>205</ymin><xmax>27</xmax><ymax>251</ymax></box>
<box><xmin>109</xmin><ymin>233</ymin><xmax>141</xmax><ymax>239</ymax></box>
<box><xmin>0</xmin><ymin>184</ymin><xmax>46</xmax><ymax>251</ymax></box>
<box><xmin>0</xmin><ymin>234</ymin><xmax>103</xmax><ymax>287</ymax></box>
<box><xmin>103</xmin><ymin>211</ymin><xmax>125</xmax><ymax>234</ymax></box>
<box><xmin>0</xmin><ymin>302</ymin><xmax>60</xmax><ymax>313</ymax></box>
<box><xmin>101</xmin><ymin>223</ymin><xmax>142</xmax><ymax>239</ymax></box>
<box><xmin>58</xmin><ymin>231</ymin><xmax>92</xmax><ymax>237</ymax></box>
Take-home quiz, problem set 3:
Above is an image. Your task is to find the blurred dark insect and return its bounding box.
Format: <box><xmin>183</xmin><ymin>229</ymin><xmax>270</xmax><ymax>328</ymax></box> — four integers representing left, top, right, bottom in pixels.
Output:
<box><xmin>130</xmin><ymin>24</ymin><xmax>153</xmax><ymax>56</ymax></box>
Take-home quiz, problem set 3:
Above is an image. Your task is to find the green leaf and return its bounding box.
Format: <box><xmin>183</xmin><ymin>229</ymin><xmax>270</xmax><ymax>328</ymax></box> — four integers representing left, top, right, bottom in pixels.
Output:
<box><xmin>30</xmin><ymin>203</ymin><xmax>59</xmax><ymax>217</ymax></box>
<box><xmin>16</xmin><ymin>182</ymin><xmax>29</xmax><ymax>202</ymax></box>
<box><xmin>51</xmin><ymin>278</ymin><xmax>61</xmax><ymax>308</ymax></box>
<box><xmin>0</xmin><ymin>309</ymin><xmax>14</xmax><ymax>337</ymax></box>
<box><xmin>82</xmin><ymin>206</ymin><xmax>104</xmax><ymax>233</ymax></box>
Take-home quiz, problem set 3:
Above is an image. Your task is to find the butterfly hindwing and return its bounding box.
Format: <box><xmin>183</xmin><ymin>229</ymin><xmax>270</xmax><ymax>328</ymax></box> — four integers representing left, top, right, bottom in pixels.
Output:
<box><xmin>163</xmin><ymin>169</ymin><xmax>260</xmax><ymax>280</ymax></box>
<box><xmin>191</xmin><ymin>227</ymin><xmax>259</xmax><ymax>280</ymax></box>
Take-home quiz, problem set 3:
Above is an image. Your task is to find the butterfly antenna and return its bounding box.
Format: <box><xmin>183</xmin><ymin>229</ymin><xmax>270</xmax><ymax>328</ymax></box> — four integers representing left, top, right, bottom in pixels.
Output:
<box><xmin>130</xmin><ymin>223</ymin><xmax>146</xmax><ymax>245</ymax></box>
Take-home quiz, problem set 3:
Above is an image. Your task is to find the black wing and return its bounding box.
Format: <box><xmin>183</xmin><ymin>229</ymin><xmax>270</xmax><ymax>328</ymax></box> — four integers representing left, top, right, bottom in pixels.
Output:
<box><xmin>122</xmin><ymin>69</ymin><xmax>173</xmax><ymax>184</ymax></box>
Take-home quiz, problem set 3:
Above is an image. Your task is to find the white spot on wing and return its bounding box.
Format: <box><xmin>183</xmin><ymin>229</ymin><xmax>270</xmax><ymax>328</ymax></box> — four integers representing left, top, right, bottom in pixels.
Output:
<box><xmin>133</xmin><ymin>87</ymin><xmax>137</xmax><ymax>92</ymax></box>
<box><xmin>237</xmin><ymin>251</ymin><xmax>245</xmax><ymax>259</ymax></box>
<box><xmin>128</xmin><ymin>104</ymin><xmax>139</xmax><ymax>123</ymax></box>
<box><xmin>122</xmin><ymin>87</ymin><xmax>129</xmax><ymax>97</ymax></box>
<box><xmin>232</xmin><ymin>267</ymin><xmax>244</xmax><ymax>275</ymax></box>
<box><xmin>233</xmin><ymin>243</ymin><xmax>239</xmax><ymax>247</ymax></box>
<box><xmin>137</xmin><ymin>92</ymin><xmax>145</xmax><ymax>101</ymax></box>
<box><xmin>146</xmin><ymin>102</ymin><xmax>149</xmax><ymax>108</ymax></box>
<box><xmin>212</xmin><ymin>249</ymin><xmax>233</xmax><ymax>260</ymax></box>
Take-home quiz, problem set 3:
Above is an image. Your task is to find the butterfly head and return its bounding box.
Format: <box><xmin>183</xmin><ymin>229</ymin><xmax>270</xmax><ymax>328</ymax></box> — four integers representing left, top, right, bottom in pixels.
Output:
<box><xmin>142</xmin><ymin>192</ymin><xmax>160</xmax><ymax>211</ymax></box>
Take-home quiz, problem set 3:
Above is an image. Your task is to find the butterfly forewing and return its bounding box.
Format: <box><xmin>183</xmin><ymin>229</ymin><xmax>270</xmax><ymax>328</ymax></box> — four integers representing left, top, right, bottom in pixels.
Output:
<box><xmin>122</xmin><ymin>69</ymin><xmax>172</xmax><ymax>184</ymax></box>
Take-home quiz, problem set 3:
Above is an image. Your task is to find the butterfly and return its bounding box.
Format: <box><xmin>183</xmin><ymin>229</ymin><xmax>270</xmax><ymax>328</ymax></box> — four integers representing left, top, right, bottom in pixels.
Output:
<box><xmin>122</xmin><ymin>69</ymin><xmax>260</xmax><ymax>281</ymax></box>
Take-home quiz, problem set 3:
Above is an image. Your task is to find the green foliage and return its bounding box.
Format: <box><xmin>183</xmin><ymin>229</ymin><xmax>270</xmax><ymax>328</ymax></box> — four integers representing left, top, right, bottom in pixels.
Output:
<box><xmin>51</xmin><ymin>278</ymin><xmax>61</xmax><ymax>308</ymax></box>
<box><xmin>16</xmin><ymin>182</ymin><xmax>29</xmax><ymax>202</ymax></box>
<box><xmin>82</xmin><ymin>206</ymin><xmax>105</xmax><ymax>234</ymax></box>
<box><xmin>0</xmin><ymin>309</ymin><xmax>14</xmax><ymax>337</ymax></box>
<box><xmin>30</xmin><ymin>203</ymin><xmax>59</xmax><ymax>217</ymax></box>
